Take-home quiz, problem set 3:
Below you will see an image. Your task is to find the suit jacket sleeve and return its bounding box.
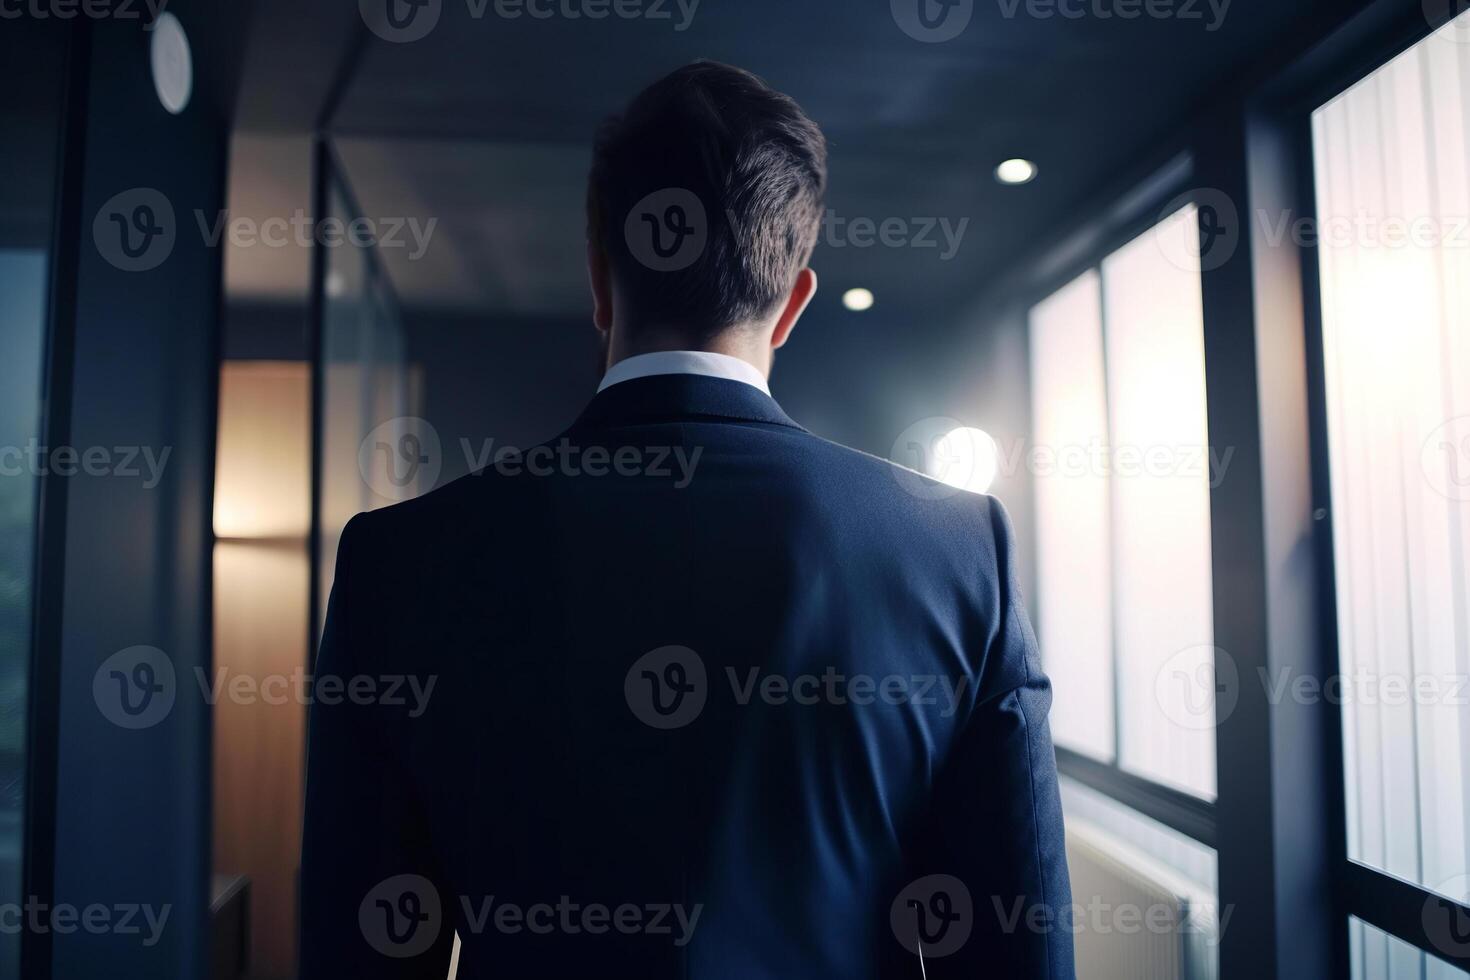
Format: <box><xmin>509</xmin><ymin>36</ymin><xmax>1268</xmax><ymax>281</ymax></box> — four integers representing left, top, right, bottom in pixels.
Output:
<box><xmin>299</xmin><ymin>514</ymin><xmax>454</xmax><ymax>978</ymax></box>
<box><xmin>920</xmin><ymin>498</ymin><xmax>1074</xmax><ymax>979</ymax></box>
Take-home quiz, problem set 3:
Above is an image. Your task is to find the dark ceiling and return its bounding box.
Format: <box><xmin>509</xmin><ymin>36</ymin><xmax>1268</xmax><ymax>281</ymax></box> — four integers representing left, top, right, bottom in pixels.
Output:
<box><xmin>235</xmin><ymin>0</ymin><xmax>1359</xmax><ymax>319</ymax></box>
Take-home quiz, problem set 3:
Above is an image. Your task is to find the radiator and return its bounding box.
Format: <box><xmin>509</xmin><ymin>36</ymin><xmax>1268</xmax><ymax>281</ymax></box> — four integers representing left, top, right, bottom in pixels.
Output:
<box><xmin>1065</xmin><ymin>819</ymin><xmax>1220</xmax><ymax>980</ymax></box>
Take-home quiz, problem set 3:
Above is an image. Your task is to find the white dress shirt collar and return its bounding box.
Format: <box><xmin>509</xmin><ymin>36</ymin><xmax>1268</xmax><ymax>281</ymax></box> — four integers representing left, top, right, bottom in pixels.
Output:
<box><xmin>597</xmin><ymin>350</ymin><xmax>771</xmax><ymax>395</ymax></box>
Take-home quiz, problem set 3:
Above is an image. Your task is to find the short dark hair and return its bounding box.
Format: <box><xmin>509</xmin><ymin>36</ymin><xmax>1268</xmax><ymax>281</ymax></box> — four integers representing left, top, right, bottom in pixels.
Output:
<box><xmin>587</xmin><ymin>61</ymin><xmax>827</xmax><ymax>339</ymax></box>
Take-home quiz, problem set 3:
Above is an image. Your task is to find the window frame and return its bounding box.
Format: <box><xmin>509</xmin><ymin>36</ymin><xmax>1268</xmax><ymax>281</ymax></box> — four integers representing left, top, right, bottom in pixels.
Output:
<box><xmin>1280</xmin><ymin>4</ymin><xmax>1470</xmax><ymax>969</ymax></box>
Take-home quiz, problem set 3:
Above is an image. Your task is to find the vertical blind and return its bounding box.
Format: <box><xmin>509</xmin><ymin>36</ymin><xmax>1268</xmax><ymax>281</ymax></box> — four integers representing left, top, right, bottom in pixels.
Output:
<box><xmin>1313</xmin><ymin>11</ymin><xmax>1470</xmax><ymax>919</ymax></box>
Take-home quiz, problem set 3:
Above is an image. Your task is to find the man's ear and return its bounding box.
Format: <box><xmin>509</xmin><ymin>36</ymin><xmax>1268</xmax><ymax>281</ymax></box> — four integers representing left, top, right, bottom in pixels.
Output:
<box><xmin>771</xmin><ymin>267</ymin><xmax>817</xmax><ymax>350</ymax></box>
<box><xmin>587</xmin><ymin>241</ymin><xmax>613</xmax><ymax>334</ymax></box>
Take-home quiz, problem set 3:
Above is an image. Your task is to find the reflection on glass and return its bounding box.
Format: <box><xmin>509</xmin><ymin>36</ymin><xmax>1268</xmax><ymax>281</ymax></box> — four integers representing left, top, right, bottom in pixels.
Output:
<box><xmin>317</xmin><ymin>178</ymin><xmax>414</xmax><ymax>638</ymax></box>
<box><xmin>0</xmin><ymin>17</ymin><xmax>66</xmax><ymax>976</ymax></box>
<box><xmin>1313</xmin><ymin>10</ymin><xmax>1470</xmax><ymax>906</ymax></box>
<box><xmin>0</xmin><ymin>252</ymin><xmax>45</xmax><ymax>978</ymax></box>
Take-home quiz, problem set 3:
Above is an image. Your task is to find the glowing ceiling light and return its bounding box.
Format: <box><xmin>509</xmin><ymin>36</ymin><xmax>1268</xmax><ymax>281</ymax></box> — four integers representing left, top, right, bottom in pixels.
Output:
<box><xmin>995</xmin><ymin>158</ymin><xmax>1038</xmax><ymax>185</ymax></box>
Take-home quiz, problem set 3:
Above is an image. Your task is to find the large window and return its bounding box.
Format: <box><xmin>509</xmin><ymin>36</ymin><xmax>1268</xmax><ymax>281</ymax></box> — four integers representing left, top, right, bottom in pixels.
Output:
<box><xmin>1030</xmin><ymin>205</ymin><xmax>1217</xmax><ymax>801</ymax></box>
<box><xmin>1352</xmin><ymin>917</ymin><xmax>1470</xmax><ymax>980</ymax></box>
<box><xmin>1312</xmin><ymin>5</ymin><xmax>1470</xmax><ymax>928</ymax></box>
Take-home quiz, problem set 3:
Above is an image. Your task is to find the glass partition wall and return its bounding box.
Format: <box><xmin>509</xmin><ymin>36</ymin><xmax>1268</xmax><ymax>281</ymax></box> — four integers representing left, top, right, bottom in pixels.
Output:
<box><xmin>211</xmin><ymin>140</ymin><xmax>416</xmax><ymax>979</ymax></box>
<box><xmin>314</xmin><ymin>155</ymin><xmax>415</xmax><ymax>644</ymax></box>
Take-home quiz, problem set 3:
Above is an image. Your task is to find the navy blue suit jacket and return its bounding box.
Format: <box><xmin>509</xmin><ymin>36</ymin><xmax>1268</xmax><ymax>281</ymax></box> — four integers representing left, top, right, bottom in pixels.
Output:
<box><xmin>301</xmin><ymin>374</ymin><xmax>1073</xmax><ymax>978</ymax></box>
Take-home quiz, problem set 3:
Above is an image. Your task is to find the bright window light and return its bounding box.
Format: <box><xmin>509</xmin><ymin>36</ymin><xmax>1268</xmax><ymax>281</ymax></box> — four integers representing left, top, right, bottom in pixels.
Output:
<box><xmin>1029</xmin><ymin>271</ymin><xmax>1116</xmax><ymax>762</ymax></box>
<box><xmin>1027</xmin><ymin>208</ymin><xmax>1216</xmax><ymax>801</ymax></box>
<box><xmin>1314</xmin><ymin>11</ymin><xmax>1470</xmax><ymax>913</ymax></box>
<box><xmin>926</xmin><ymin>426</ymin><xmax>999</xmax><ymax>495</ymax></box>
<box><xmin>842</xmin><ymin>287</ymin><xmax>874</xmax><ymax>311</ymax></box>
<box><xmin>1101</xmin><ymin>205</ymin><xmax>1215</xmax><ymax>801</ymax></box>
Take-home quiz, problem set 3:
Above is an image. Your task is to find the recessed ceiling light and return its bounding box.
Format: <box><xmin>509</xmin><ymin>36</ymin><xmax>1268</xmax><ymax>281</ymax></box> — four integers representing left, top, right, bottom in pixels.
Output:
<box><xmin>150</xmin><ymin>12</ymin><xmax>193</xmax><ymax>115</ymax></box>
<box><xmin>842</xmin><ymin>287</ymin><xmax>875</xmax><ymax>312</ymax></box>
<box><xmin>995</xmin><ymin>158</ymin><xmax>1038</xmax><ymax>185</ymax></box>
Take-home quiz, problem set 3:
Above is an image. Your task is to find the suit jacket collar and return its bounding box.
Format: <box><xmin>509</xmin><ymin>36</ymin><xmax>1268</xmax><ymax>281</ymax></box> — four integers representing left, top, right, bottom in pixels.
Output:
<box><xmin>570</xmin><ymin>373</ymin><xmax>806</xmax><ymax>432</ymax></box>
<box><xmin>598</xmin><ymin>350</ymin><xmax>772</xmax><ymax>395</ymax></box>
